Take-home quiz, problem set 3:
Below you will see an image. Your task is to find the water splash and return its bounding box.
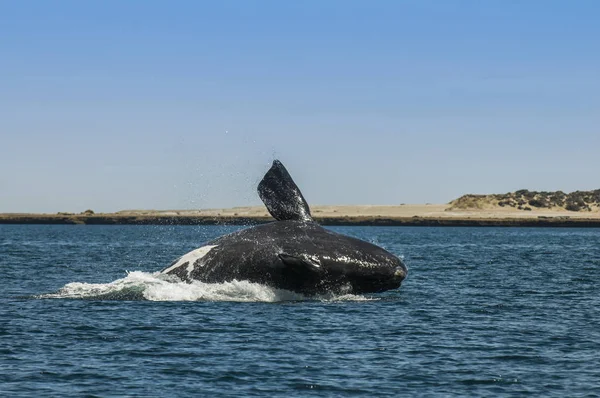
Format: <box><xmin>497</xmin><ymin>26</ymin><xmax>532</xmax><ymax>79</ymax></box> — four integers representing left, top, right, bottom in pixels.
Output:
<box><xmin>37</xmin><ymin>271</ymin><xmax>377</xmax><ymax>302</ymax></box>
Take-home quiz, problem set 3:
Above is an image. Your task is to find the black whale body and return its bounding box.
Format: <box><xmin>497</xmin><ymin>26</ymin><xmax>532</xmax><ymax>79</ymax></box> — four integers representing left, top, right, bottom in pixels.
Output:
<box><xmin>161</xmin><ymin>160</ymin><xmax>407</xmax><ymax>294</ymax></box>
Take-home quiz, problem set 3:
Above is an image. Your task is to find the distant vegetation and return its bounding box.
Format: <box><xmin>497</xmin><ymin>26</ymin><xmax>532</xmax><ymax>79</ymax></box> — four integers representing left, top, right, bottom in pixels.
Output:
<box><xmin>449</xmin><ymin>189</ymin><xmax>600</xmax><ymax>212</ymax></box>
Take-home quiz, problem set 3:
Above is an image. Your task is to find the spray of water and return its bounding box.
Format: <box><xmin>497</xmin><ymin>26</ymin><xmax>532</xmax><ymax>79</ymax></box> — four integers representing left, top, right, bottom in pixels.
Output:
<box><xmin>37</xmin><ymin>271</ymin><xmax>377</xmax><ymax>302</ymax></box>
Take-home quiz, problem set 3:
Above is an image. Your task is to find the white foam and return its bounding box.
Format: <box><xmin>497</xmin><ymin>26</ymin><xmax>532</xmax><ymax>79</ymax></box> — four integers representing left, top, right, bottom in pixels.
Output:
<box><xmin>37</xmin><ymin>271</ymin><xmax>378</xmax><ymax>302</ymax></box>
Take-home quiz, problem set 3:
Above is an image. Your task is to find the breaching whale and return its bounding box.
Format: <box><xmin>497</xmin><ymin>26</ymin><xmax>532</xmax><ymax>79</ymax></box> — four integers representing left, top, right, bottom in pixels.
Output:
<box><xmin>160</xmin><ymin>160</ymin><xmax>407</xmax><ymax>294</ymax></box>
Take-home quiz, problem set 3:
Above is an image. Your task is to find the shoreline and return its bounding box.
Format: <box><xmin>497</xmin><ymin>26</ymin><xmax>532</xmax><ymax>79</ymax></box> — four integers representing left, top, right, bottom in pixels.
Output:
<box><xmin>2</xmin><ymin>204</ymin><xmax>600</xmax><ymax>227</ymax></box>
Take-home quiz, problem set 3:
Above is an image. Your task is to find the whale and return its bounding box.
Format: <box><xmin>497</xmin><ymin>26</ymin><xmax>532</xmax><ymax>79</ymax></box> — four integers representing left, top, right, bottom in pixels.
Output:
<box><xmin>160</xmin><ymin>160</ymin><xmax>407</xmax><ymax>294</ymax></box>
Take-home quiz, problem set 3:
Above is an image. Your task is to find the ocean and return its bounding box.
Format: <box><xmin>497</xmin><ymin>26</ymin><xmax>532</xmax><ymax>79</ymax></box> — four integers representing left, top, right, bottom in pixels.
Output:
<box><xmin>1</xmin><ymin>224</ymin><xmax>599</xmax><ymax>397</ymax></box>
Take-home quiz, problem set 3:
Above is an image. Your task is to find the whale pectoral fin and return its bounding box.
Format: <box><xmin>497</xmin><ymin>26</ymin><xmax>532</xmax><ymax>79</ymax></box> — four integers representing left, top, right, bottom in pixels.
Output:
<box><xmin>258</xmin><ymin>160</ymin><xmax>313</xmax><ymax>222</ymax></box>
<box><xmin>278</xmin><ymin>253</ymin><xmax>322</xmax><ymax>274</ymax></box>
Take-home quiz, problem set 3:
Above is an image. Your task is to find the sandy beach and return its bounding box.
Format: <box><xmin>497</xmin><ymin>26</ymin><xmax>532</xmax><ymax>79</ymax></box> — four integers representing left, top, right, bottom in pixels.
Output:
<box><xmin>2</xmin><ymin>204</ymin><xmax>600</xmax><ymax>226</ymax></box>
<box><xmin>114</xmin><ymin>204</ymin><xmax>600</xmax><ymax>220</ymax></box>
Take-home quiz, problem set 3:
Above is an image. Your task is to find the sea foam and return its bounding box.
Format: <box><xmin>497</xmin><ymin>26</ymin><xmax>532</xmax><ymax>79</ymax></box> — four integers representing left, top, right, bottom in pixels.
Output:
<box><xmin>38</xmin><ymin>271</ymin><xmax>377</xmax><ymax>302</ymax></box>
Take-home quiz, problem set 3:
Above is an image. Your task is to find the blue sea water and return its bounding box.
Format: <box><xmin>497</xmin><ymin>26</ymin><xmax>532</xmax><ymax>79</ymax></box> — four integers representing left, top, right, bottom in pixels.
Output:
<box><xmin>1</xmin><ymin>224</ymin><xmax>599</xmax><ymax>397</ymax></box>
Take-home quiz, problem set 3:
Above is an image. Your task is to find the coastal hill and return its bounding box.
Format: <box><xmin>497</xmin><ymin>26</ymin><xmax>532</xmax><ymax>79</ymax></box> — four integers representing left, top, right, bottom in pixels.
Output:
<box><xmin>449</xmin><ymin>189</ymin><xmax>600</xmax><ymax>212</ymax></box>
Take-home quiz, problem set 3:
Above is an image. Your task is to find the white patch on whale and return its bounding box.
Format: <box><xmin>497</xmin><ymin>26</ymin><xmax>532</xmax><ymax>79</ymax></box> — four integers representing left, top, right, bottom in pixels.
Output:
<box><xmin>162</xmin><ymin>245</ymin><xmax>218</xmax><ymax>277</ymax></box>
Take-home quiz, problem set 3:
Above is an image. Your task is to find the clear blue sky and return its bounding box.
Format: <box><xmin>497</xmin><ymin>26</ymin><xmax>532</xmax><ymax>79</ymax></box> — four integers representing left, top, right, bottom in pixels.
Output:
<box><xmin>1</xmin><ymin>1</ymin><xmax>599</xmax><ymax>213</ymax></box>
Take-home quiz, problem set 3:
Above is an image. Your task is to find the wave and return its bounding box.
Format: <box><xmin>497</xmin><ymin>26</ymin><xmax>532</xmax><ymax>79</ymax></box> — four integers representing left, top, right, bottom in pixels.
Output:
<box><xmin>37</xmin><ymin>271</ymin><xmax>377</xmax><ymax>302</ymax></box>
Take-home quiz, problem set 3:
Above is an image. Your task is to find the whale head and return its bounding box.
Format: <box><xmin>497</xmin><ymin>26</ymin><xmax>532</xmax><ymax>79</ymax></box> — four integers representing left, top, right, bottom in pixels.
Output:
<box><xmin>276</xmin><ymin>225</ymin><xmax>408</xmax><ymax>294</ymax></box>
<box><xmin>331</xmin><ymin>249</ymin><xmax>407</xmax><ymax>294</ymax></box>
<box><xmin>317</xmin><ymin>235</ymin><xmax>407</xmax><ymax>294</ymax></box>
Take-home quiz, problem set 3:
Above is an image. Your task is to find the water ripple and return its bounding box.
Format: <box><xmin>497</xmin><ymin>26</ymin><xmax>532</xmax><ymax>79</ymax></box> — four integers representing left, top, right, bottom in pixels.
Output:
<box><xmin>1</xmin><ymin>225</ymin><xmax>600</xmax><ymax>397</ymax></box>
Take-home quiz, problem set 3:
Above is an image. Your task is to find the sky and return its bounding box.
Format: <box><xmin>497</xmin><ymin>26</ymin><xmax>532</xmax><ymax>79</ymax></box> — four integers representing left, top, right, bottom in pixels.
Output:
<box><xmin>1</xmin><ymin>0</ymin><xmax>599</xmax><ymax>213</ymax></box>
